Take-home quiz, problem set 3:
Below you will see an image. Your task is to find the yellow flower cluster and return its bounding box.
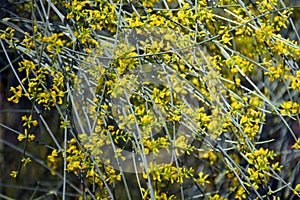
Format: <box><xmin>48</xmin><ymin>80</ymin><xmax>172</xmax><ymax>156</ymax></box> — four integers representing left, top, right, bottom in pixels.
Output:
<box><xmin>245</xmin><ymin>148</ymin><xmax>282</xmax><ymax>188</ymax></box>
<box><xmin>280</xmin><ymin>101</ymin><xmax>300</xmax><ymax>116</ymax></box>
<box><xmin>143</xmin><ymin>162</ymin><xmax>194</xmax><ymax>184</ymax></box>
<box><xmin>8</xmin><ymin>59</ymin><xmax>67</xmax><ymax>109</ymax></box>
<box><xmin>47</xmin><ymin>149</ymin><xmax>60</xmax><ymax>175</ymax></box>
<box><xmin>239</xmin><ymin>107</ymin><xmax>265</xmax><ymax>143</ymax></box>
<box><xmin>65</xmin><ymin>0</ymin><xmax>116</xmax><ymax>32</ymax></box>
<box><xmin>143</xmin><ymin>136</ymin><xmax>170</xmax><ymax>155</ymax></box>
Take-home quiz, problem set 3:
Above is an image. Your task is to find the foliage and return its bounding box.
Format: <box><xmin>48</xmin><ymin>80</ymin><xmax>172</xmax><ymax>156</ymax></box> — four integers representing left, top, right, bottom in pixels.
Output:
<box><xmin>1</xmin><ymin>0</ymin><xmax>300</xmax><ymax>199</ymax></box>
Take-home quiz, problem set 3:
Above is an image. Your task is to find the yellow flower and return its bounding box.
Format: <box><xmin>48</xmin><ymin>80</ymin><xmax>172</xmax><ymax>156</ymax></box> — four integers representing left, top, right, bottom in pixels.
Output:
<box><xmin>209</xmin><ymin>194</ymin><xmax>227</xmax><ymax>200</ymax></box>
<box><xmin>10</xmin><ymin>171</ymin><xmax>18</xmax><ymax>178</ymax></box>
<box><xmin>17</xmin><ymin>134</ymin><xmax>26</xmax><ymax>141</ymax></box>
<box><xmin>22</xmin><ymin>115</ymin><xmax>38</xmax><ymax>128</ymax></box>
<box><xmin>196</xmin><ymin>171</ymin><xmax>210</xmax><ymax>186</ymax></box>
<box><xmin>292</xmin><ymin>138</ymin><xmax>300</xmax><ymax>149</ymax></box>
<box><xmin>280</xmin><ymin>101</ymin><xmax>299</xmax><ymax>115</ymax></box>
<box><xmin>141</xmin><ymin>114</ymin><xmax>152</xmax><ymax>125</ymax></box>
<box><xmin>28</xmin><ymin>134</ymin><xmax>35</xmax><ymax>141</ymax></box>
<box><xmin>220</xmin><ymin>31</ymin><xmax>232</xmax><ymax>46</ymax></box>
<box><xmin>7</xmin><ymin>85</ymin><xmax>23</xmax><ymax>104</ymax></box>
<box><xmin>21</xmin><ymin>157</ymin><xmax>32</xmax><ymax>166</ymax></box>
<box><xmin>294</xmin><ymin>184</ymin><xmax>300</xmax><ymax>194</ymax></box>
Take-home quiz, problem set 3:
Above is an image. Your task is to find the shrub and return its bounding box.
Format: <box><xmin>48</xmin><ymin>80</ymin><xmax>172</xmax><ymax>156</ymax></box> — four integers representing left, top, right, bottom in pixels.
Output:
<box><xmin>1</xmin><ymin>0</ymin><xmax>300</xmax><ymax>199</ymax></box>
